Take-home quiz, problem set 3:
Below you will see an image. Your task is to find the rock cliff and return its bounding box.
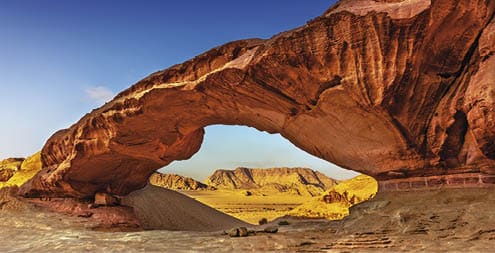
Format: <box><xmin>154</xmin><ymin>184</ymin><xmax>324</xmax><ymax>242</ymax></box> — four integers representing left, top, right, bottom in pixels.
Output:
<box><xmin>205</xmin><ymin>167</ymin><xmax>337</xmax><ymax>196</ymax></box>
<box><xmin>19</xmin><ymin>0</ymin><xmax>495</xmax><ymax>197</ymax></box>
<box><xmin>149</xmin><ymin>172</ymin><xmax>211</xmax><ymax>190</ymax></box>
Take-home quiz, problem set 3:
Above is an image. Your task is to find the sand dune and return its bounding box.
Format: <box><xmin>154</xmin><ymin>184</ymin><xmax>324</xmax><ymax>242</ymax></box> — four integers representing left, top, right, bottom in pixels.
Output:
<box><xmin>121</xmin><ymin>185</ymin><xmax>248</xmax><ymax>231</ymax></box>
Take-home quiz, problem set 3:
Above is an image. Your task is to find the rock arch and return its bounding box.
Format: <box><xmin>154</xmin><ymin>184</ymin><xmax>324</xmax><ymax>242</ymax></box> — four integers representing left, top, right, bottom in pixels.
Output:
<box><xmin>21</xmin><ymin>0</ymin><xmax>495</xmax><ymax>197</ymax></box>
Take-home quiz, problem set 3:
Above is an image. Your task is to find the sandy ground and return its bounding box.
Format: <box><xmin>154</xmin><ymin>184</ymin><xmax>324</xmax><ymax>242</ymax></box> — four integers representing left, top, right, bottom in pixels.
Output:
<box><xmin>283</xmin><ymin>187</ymin><xmax>495</xmax><ymax>252</ymax></box>
<box><xmin>122</xmin><ymin>185</ymin><xmax>248</xmax><ymax>231</ymax></box>
<box><xmin>180</xmin><ymin>189</ymin><xmax>312</xmax><ymax>224</ymax></box>
<box><xmin>0</xmin><ymin>187</ymin><xmax>494</xmax><ymax>252</ymax></box>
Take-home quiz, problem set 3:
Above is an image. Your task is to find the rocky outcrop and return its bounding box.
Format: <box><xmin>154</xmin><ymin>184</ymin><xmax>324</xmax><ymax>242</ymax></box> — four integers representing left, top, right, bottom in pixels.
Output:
<box><xmin>149</xmin><ymin>172</ymin><xmax>211</xmax><ymax>190</ymax></box>
<box><xmin>0</xmin><ymin>158</ymin><xmax>24</xmax><ymax>182</ymax></box>
<box><xmin>288</xmin><ymin>175</ymin><xmax>378</xmax><ymax>220</ymax></box>
<box><xmin>205</xmin><ymin>167</ymin><xmax>337</xmax><ymax>196</ymax></box>
<box><xmin>1</xmin><ymin>153</ymin><xmax>41</xmax><ymax>188</ymax></box>
<box><xmin>19</xmin><ymin>0</ymin><xmax>495</xmax><ymax>198</ymax></box>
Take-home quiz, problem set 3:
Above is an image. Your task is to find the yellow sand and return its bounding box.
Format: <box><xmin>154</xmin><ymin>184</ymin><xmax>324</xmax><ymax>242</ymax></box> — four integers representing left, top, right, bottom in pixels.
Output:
<box><xmin>181</xmin><ymin>189</ymin><xmax>312</xmax><ymax>224</ymax></box>
<box><xmin>122</xmin><ymin>185</ymin><xmax>248</xmax><ymax>231</ymax></box>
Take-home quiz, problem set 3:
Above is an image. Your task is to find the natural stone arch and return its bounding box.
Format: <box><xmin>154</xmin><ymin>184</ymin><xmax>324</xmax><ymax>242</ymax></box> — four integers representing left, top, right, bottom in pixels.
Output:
<box><xmin>21</xmin><ymin>0</ymin><xmax>495</xmax><ymax>197</ymax></box>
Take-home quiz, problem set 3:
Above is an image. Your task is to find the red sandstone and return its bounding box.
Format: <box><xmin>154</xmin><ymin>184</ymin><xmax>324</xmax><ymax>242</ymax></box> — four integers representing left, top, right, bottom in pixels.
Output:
<box><xmin>18</xmin><ymin>0</ymin><xmax>495</xmax><ymax>197</ymax></box>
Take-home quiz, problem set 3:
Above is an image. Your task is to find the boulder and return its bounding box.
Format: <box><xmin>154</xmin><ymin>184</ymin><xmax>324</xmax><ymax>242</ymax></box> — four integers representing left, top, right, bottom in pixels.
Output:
<box><xmin>263</xmin><ymin>226</ymin><xmax>279</xmax><ymax>234</ymax></box>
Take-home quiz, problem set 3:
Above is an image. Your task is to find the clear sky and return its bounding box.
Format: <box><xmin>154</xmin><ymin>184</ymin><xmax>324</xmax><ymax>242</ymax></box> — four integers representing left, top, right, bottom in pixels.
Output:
<box><xmin>0</xmin><ymin>0</ymin><xmax>357</xmax><ymax>180</ymax></box>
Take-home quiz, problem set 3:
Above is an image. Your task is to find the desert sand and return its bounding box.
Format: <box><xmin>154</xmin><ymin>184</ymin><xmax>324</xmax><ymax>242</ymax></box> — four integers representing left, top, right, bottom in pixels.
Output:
<box><xmin>180</xmin><ymin>189</ymin><xmax>312</xmax><ymax>224</ymax></box>
<box><xmin>1</xmin><ymin>186</ymin><xmax>494</xmax><ymax>252</ymax></box>
<box><xmin>179</xmin><ymin>174</ymin><xmax>377</xmax><ymax>224</ymax></box>
<box><xmin>121</xmin><ymin>185</ymin><xmax>247</xmax><ymax>231</ymax></box>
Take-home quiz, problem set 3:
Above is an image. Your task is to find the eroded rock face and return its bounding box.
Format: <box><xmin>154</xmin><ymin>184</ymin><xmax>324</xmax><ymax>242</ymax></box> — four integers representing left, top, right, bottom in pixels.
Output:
<box><xmin>205</xmin><ymin>167</ymin><xmax>337</xmax><ymax>196</ymax></box>
<box><xmin>20</xmin><ymin>0</ymin><xmax>495</xmax><ymax>197</ymax></box>
<box><xmin>149</xmin><ymin>172</ymin><xmax>211</xmax><ymax>191</ymax></box>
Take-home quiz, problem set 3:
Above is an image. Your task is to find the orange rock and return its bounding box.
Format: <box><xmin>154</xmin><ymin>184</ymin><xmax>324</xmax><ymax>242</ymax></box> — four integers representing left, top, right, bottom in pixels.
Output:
<box><xmin>18</xmin><ymin>0</ymin><xmax>495</xmax><ymax>198</ymax></box>
<box><xmin>94</xmin><ymin>192</ymin><xmax>119</xmax><ymax>206</ymax></box>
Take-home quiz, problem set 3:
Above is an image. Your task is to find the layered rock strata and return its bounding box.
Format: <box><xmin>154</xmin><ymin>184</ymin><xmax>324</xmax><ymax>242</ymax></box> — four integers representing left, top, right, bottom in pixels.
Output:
<box><xmin>18</xmin><ymin>0</ymin><xmax>495</xmax><ymax>197</ymax></box>
<box><xmin>206</xmin><ymin>167</ymin><xmax>337</xmax><ymax>196</ymax></box>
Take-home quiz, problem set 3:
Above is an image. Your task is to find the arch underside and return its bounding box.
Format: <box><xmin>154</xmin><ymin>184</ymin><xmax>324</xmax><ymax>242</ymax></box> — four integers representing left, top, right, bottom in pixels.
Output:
<box><xmin>20</xmin><ymin>0</ymin><xmax>495</xmax><ymax>197</ymax></box>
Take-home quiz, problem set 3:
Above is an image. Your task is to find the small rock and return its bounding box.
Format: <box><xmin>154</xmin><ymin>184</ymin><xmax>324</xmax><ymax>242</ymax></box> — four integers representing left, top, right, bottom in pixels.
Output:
<box><xmin>229</xmin><ymin>228</ymin><xmax>239</xmax><ymax>237</ymax></box>
<box><xmin>238</xmin><ymin>227</ymin><xmax>248</xmax><ymax>237</ymax></box>
<box><xmin>259</xmin><ymin>218</ymin><xmax>268</xmax><ymax>225</ymax></box>
<box><xmin>94</xmin><ymin>192</ymin><xmax>119</xmax><ymax>206</ymax></box>
<box><xmin>278</xmin><ymin>220</ymin><xmax>289</xmax><ymax>226</ymax></box>
<box><xmin>264</xmin><ymin>226</ymin><xmax>278</xmax><ymax>233</ymax></box>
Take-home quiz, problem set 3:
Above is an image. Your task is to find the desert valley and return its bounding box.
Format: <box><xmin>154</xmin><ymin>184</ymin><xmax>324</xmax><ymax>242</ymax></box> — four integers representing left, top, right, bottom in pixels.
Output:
<box><xmin>151</xmin><ymin>168</ymin><xmax>377</xmax><ymax>224</ymax></box>
<box><xmin>1</xmin><ymin>0</ymin><xmax>495</xmax><ymax>251</ymax></box>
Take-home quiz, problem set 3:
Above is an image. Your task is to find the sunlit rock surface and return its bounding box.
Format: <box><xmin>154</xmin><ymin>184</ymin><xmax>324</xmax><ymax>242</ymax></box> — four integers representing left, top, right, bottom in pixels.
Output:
<box><xmin>205</xmin><ymin>167</ymin><xmax>337</xmax><ymax>196</ymax></box>
<box><xmin>149</xmin><ymin>172</ymin><xmax>211</xmax><ymax>190</ymax></box>
<box><xmin>19</xmin><ymin>0</ymin><xmax>495</xmax><ymax>197</ymax></box>
<box><xmin>0</xmin><ymin>153</ymin><xmax>41</xmax><ymax>188</ymax></box>
<box><xmin>288</xmin><ymin>174</ymin><xmax>377</xmax><ymax>219</ymax></box>
<box><xmin>0</xmin><ymin>158</ymin><xmax>23</xmax><ymax>182</ymax></box>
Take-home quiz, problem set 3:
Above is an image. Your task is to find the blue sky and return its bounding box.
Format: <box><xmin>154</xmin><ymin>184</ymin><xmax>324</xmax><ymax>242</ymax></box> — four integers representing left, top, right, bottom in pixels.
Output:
<box><xmin>0</xmin><ymin>0</ymin><xmax>357</xmax><ymax>180</ymax></box>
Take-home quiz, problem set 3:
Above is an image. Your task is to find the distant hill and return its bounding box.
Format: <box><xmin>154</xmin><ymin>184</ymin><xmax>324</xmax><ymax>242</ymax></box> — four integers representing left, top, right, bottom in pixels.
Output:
<box><xmin>149</xmin><ymin>172</ymin><xmax>212</xmax><ymax>190</ymax></box>
<box><xmin>287</xmin><ymin>174</ymin><xmax>378</xmax><ymax>220</ymax></box>
<box><xmin>205</xmin><ymin>167</ymin><xmax>338</xmax><ymax>196</ymax></box>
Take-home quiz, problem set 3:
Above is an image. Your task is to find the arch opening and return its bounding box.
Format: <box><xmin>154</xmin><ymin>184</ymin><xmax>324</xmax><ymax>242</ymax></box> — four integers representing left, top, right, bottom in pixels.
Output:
<box><xmin>161</xmin><ymin>125</ymin><xmax>359</xmax><ymax>182</ymax></box>
<box><xmin>150</xmin><ymin>125</ymin><xmax>373</xmax><ymax>224</ymax></box>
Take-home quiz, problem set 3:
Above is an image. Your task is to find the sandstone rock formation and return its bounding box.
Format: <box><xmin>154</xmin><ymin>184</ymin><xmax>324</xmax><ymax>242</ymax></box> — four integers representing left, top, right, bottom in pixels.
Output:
<box><xmin>149</xmin><ymin>172</ymin><xmax>211</xmax><ymax>190</ymax></box>
<box><xmin>0</xmin><ymin>158</ymin><xmax>23</xmax><ymax>182</ymax></box>
<box><xmin>288</xmin><ymin>174</ymin><xmax>378</xmax><ymax>220</ymax></box>
<box><xmin>1</xmin><ymin>153</ymin><xmax>42</xmax><ymax>188</ymax></box>
<box><xmin>205</xmin><ymin>167</ymin><xmax>337</xmax><ymax>196</ymax></box>
<box><xmin>19</xmin><ymin>0</ymin><xmax>495</xmax><ymax>198</ymax></box>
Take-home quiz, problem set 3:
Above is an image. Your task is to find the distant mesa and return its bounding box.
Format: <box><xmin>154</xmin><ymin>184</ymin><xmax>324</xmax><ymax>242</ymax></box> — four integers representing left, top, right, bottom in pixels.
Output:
<box><xmin>149</xmin><ymin>172</ymin><xmax>214</xmax><ymax>191</ymax></box>
<box><xmin>150</xmin><ymin>167</ymin><xmax>338</xmax><ymax>196</ymax></box>
<box><xmin>206</xmin><ymin>167</ymin><xmax>337</xmax><ymax>196</ymax></box>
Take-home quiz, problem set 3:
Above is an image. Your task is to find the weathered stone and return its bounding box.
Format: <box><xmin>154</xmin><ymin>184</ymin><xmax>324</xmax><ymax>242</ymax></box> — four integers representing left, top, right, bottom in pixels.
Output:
<box><xmin>229</xmin><ymin>228</ymin><xmax>239</xmax><ymax>237</ymax></box>
<box><xmin>94</xmin><ymin>192</ymin><xmax>119</xmax><ymax>206</ymax></box>
<box><xmin>0</xmin><ymin>169</ymin><xmax>15</xmax><ymax>182</ymax></box>
<box><xmin>323</xmin><ymin>191</ymin><xmax>348</xmax><ymax>204</ymax></box>
<box><xmin>258</xmin><ymin>218</ymin><xmax>268</xmax><ymax>225</ymax></box>
<box><xmin>149</xmin><ymin>172</ymin><xmax>210</xmax><ymax>190</ymax></box>
<box><xmin>0</xmin><ymin>158</ymin><xmax>23</xmax><ymax>182</ymax></box>
<box><xmin>238</xmin><ymin>227</ymin><xmax>249</xmax><ymax>237</ymax></box>
<box><xmin>17</xmin><ymin>0</ymin><xmax>495</xmax><ymax>198</ymax></box>
<box><xmin>263</xmin><ymin>226</ymin><xmax>279</xmax><ymax>233</ymax></box>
